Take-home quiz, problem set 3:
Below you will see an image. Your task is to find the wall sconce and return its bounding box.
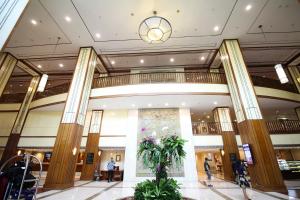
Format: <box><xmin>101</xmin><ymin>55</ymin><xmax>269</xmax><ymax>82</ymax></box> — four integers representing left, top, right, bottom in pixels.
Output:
<box><xmin>72</xmin><ymin>147</ymin><xmax>77</xmax><ymax>156</ymax></box>
<box><xmin>275</xmin><ymin>64</ymin><xmax>288</xmax><ymax>84</ymax></box>
<box><xmin>37</xmin><ymin>74</ymin><xmax>48</xmax><ymax>92</ymax></box>
<box><xmin>98</xmin><ymin>150</ymin><xmax>101</xmax><ymax>156</ymax></box>
<box><xmin>17</xmin><ymin>150</ymin><xmax>22</xmax><ymax>156</ymax></box>
<box><xmin>221</xmin><ymin>149</ymin><xmax>225</xmax><ymax>156</ymax></box>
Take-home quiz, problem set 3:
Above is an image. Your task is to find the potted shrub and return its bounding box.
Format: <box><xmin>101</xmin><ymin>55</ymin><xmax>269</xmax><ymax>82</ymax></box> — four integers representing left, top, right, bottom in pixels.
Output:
<box><xmin>134</xmin><ymin>135</ymin><xmax>186</xmax><ymax>200</ymax></box>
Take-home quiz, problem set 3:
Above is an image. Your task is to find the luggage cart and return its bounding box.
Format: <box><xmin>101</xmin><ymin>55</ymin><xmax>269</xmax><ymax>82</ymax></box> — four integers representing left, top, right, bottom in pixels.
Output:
<box><xmin>0</xmin><ymin>154</ymin><xmax>42</xmax><ymax>200</ymax></box>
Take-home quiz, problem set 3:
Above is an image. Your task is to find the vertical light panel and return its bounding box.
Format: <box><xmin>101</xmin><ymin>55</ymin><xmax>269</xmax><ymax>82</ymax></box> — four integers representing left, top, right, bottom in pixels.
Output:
<box><xmin>88</xmin><ymin>110</ymin><xmax>103</xmax><ymax>133</ymax></box>
<box><xmin>12</xmin><ymin>76</ymin><xmax>40</xmax><ymax>134</ymax></box>
<box><xmin>219</xmin><ymin>46</ymin><xmax>245</xmax><ymax>122</ymax></box>
<box><xmin>220</xmin><ymin>40</ymin><xmax>262</xmax><ymax>121</ymax></box>
<box><xmin>62</xmin><ymin>47</ymin><xmax>97</xmax><ymax>125</ymax></box>
<box><xmin>0</xmin><ymin>53</ymin><xmax>17</xmax><ymax>96</ymax></box>
<box><xmin>213</xmin><ymin>107</ymin><xmax>234</xmax><ymax>132</ymax></box>
<box><xmin>0</xmin><ymin>0</ymin><xmax>29</xmax><ymax>50</ymax></box>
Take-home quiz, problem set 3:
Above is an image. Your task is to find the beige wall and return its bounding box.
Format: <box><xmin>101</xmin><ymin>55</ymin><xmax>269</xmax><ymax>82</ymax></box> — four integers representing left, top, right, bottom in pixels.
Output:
<box><xmin>0</xmin><ymin>112</ymin><xmax>17</xmax><ymax>136</ymax></box>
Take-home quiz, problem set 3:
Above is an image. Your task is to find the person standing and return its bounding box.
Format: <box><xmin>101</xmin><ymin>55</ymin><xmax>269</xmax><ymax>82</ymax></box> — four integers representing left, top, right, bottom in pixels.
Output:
<box><xmin>236</xmin><ymin>160</ymin><xmax>251</xmax><ymax>200</ymax></box>
<box><xmin>107</xmin><ymin>157</ymin><xmax>115</xmax><ymax>183</ymax></box>
<box><xmin>204</xmin><ymin>157</ymin><xmax>213</xmax><ymax>187</ymax></box>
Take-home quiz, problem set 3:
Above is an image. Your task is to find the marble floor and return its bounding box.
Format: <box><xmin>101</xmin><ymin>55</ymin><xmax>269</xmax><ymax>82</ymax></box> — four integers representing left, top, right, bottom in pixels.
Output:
<box><xmin>35</xmin><ymin>178</ymin><xmax>300</xmax><ymax>200</ymax></box>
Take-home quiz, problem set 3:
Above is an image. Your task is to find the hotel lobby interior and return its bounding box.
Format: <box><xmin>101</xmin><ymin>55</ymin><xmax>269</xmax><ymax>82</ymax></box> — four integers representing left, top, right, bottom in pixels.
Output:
<box><xmin>0</xmin><ymin>0</ymin><xmax>300</xmax><ymax>199</ymax></box>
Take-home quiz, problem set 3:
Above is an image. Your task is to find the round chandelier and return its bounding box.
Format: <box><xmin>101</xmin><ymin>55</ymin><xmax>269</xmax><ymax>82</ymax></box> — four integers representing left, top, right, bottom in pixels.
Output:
<box><xmin>139</xmin><ymin>13</ymin><xmax>172</xmax><ymax>44</ymax></box>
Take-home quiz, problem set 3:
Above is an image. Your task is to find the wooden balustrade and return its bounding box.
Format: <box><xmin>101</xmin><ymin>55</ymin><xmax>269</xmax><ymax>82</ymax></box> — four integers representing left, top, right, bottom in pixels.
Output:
<box><xmin>93</xmin><ymin>72</ymin><xmax>227</xmax><ymax>88</ymax></box>
<box><xmin>193</xmin><ymin>120</ymin><xmax>300</xmax><ymax>135</ymax></box>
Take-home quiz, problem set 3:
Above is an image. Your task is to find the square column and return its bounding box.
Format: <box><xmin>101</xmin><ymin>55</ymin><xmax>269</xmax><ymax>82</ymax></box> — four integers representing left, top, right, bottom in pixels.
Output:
<box><xmin>220</xmin><ymin>39</ymin><xmax>286</xmax><ymax>192</ymax></box>
<box><xmin>288</xmin><ymin>66</ymin><xmax>300</xmax><ymax>93</ymax></box>
<box><xmin>80</xmin><ymin>110</ymin><xmax>103</xmax><ymax>180</ymax></box>
<box><xmin>0</xmin><ymin>53</ymin><xmax>17</xmax><ymax>96</ymax></box>
<box><xmin>44</xmin><ymin>47</ymin><xmax>98</xmax><ymax>189</ymax></box>
<box><xmin>0</xmin><ymin>76</ymin><xmax>40</xmax><ymax>164</ymax></box>
<box><xmin>213</xmin><ymin>107</ymin><xmax>239</xmax><ymax>181</ymax></box>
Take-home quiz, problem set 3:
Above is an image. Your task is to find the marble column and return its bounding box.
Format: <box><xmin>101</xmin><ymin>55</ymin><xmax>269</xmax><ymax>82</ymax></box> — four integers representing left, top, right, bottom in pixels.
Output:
<box><xmin>0</xmin><ymin>76</ymin><xmax>40</xmax><ymax>164</ymax></box>
<box><xmin>288</xmin><ymin>66</ymin><xmax>300</xmax><ymax>93</ymax></box>
<box><xmin>0</xmin><ymin>53</ymin><xmax>17</xmax><ymax>96</ymax></box>
<box><xmin>44</xmin><ymin>47</ymin><xmax>98</xmax><ymax>189</ymax></box>
<box><xmin>0</xmin><ymin>0</ymin><xmax>29</xmax><ymax>50</ymax></box>
<box><xmin>219</xmin><ymin>39</ymin><xmax>286</xmax><ymax>192</ymax></box>
<box><xmin>81</xmin><ymin>110</ymin><xmax>103</xmax><ymax>180</ymax></box>
<box><xmin>213</xmin><ymin>107</ymin><xmax>239</xmax><ymax>181</ymax></box>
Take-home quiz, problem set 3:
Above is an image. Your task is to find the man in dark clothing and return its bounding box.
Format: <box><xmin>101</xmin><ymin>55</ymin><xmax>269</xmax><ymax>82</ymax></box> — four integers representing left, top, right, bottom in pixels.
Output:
<box><xmin>107</xmin><ymin>158</ymin><xmax>115</xmax><ymax>182</ymax></box>
<box><xmin>204</xmin><ymin>157</ymin><xmax>213</xmax><ymax>187</ymax></box>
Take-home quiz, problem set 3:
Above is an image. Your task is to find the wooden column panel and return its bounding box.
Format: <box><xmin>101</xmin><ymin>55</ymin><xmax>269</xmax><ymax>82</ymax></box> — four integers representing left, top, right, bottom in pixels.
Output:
<box><xmin>238</xmin><ymin>119</ymin><xmax>286</xmax><ymax>193</ymax></box>
<box><xmin>80</xmin><ymin>133</ymin><xmax>100</xmax><ymax>180</ymax></box>
<box><xmin>221</xmin><ymin>132</ymin><xmax>239</xmax><ymax>181</ymax></box>
<box><xmin>44</xmin><ymin>124</ymin><xmax>83</xmax><ymax>189</ymax></box>
<box><xmin>0</xmin><ymin>134</ymin><xmax>20</xmax><ymax>165</ymax></box>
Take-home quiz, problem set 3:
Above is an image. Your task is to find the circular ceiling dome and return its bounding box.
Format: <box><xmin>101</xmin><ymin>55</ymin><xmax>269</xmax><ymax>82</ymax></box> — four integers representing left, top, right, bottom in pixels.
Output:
<box><xmin>139</xmin><ymin>16</ymin><xmax>172</xmax><ymax>44</ymax></box>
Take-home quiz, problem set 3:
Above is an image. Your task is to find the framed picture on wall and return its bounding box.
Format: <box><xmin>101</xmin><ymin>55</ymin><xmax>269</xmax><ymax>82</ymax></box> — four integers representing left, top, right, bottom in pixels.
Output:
<box><xmin>116</xmin><ymin>155</ymin><xmax>121</xmax><ymax>162</ymax></box>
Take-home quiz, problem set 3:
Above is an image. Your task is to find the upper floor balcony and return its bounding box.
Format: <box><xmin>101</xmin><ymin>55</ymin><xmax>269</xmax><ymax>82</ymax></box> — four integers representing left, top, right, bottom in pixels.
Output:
<box><xmin>192</xmin><ymin>120</ymin><xmax>300</xmax><ymax>135</ymax></box>
<box><xmin>0</xmin><ymin>72</ymin><xmax>298</xmax><ymax>103</ymax></box>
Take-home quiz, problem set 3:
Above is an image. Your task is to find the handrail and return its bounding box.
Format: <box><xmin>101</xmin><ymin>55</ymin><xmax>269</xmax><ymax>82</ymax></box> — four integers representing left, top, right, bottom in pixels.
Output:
<box><xmin>251</xmin><ymin>75</ymin><xmax>297</xmax><ymax>93</ymax></box>
<box><xmin>192</xmin><ymin>120</ymin><xmax>300</xmax><ymax>135</ymax></box>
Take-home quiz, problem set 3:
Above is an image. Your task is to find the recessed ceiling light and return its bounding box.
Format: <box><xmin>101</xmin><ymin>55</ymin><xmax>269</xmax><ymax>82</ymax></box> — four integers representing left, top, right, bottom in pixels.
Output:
<box><xmin>37</xmin><ymin>65</ymin><xmax>42</xmax><ymax>69</ymax></box>
<box><xmin>165</xmin><ymin>103</ymin><xmax>169</xmax><ymax>106</ymax></box>
<box><xmin>111</xmin><ymin>60</ymin><xmax>115</xmax><ymax>65</ymax></box>
<box><xmin>245</xmin><ymin>4</ymin><xmax>252</xmax><ymax>11</ymax></box>
<box><xmin>102</xmin><ymin>104</ymin><xmax>107</xmax><ymax>108</ymax></box>
<box><xmin>131</xmin><ymin>104</ymin><xmax>136</xmax><ymax>107</ymax></box>
<box><xmin>170</xmin><ymin>58</ymin><xmax>174</xmax><ymax>62</ymax></box>
<box><xmin>65</xmin><ymin>16</ymin><xmax>71</xmax><ymax>22</ymax></box>
<box><xmin>213</xmin><ymin>101</ymin><xmax>218</xmax><ymax>105</ymax></box>
<box><xmin>181</xmin><ymin>102</ymin><xmax>186</xmax><ymax>106</ymax></box>
<box><xmin>140</xmin><ymin>59</ymin><xmax>144</xmax><ymax>64</ymax></box>
<box><xmin>200</xmin><ymin>56</ymin><xmax>205</xmax><ymax>61</ymax></box>
<box><xmin>31</xmin><ymin>19</ymin><xmax>37</xmax><ymax>25</ymax></box>
<box><xmin>201</xmin><ymin>120</ymin><xmax>205</xmax><ymax>123</ymax></box>
<box><xmin>206</xmin><ymin>115</ymin><xmax>210</xmax><ymax>119</ymax></box>
<box><xmin>95</xmin><ymin>33</ymin><xmax>101</xmax><ymax>38</ymax></box>
<box><xmin>59</xmin><ymin>63</ymin><xmax>64</xmax><ymax>68</ymax></box>
<box><xmin>214</xmin><ymin>26</ymin><xmax>219</xmax><ymax>32</ymax></box>
<box><xmin>148</xmin><ymin>103</ymin><xmax>152</xmax><ymax>107</ymax></box>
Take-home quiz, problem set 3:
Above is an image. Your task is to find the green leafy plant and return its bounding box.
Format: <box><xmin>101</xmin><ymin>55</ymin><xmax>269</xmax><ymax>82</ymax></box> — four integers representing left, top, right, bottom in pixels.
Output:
<box><xmin>134</xmin><ymin>135</ymin><xmax>186</xmax><ymax>200</ymax></box>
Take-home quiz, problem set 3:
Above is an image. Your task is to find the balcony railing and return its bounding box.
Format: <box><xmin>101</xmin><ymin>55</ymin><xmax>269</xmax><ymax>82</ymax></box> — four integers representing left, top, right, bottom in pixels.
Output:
<box><xmin>251</xmin><ymin>76</ymin><xmax>297</xmax><ymax>93</ymax></box>
<box><xmin>0</xmin><ymin>72</ymin><xmax>299</xmax><ymax>103</ymax></box>
<box><xmin>192</xmin><ymin>120</ymin><xmax>300</xmax><ymax>135</ymax></box>
<box><xmin>93</xmin><ymin>72</ymin><xmax>227</xmax><ymax>88</ymax></box>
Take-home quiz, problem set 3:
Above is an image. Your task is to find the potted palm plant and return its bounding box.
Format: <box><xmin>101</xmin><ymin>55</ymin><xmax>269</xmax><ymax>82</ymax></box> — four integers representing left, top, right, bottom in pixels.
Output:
<box><xmin>134</xmin><ymin>135</ymin><xmax>186</xmax><ymax>200</ymax></box>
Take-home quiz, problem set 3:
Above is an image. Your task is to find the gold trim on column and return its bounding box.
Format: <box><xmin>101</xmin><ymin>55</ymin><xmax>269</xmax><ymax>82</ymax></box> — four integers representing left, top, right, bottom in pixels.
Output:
<box><xmin>0</xmin><ymin>53</ymin><xmax>17</xmax><ymax>96</ymax></box>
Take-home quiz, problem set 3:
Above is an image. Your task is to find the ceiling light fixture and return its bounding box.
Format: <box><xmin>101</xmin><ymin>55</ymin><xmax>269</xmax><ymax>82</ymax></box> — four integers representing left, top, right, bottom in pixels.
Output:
<box><xmin>131</xmin><ymin>104</ymin><xmax>136</xmax><ymax>107</ymax></box>
<box><xmin>65</xmin><ymin>16</ymin><xmax>72</xmax><ymax>22</ymax></box>
<box><xmin>181</xmin><ymin>102</ymin><xmax>186</xmax><ymax>106</ymax></box>
<box><xmin>200</xmin><ymin>56</ymin><xmax>205</xmax><ymax>61</ymax></box>
<box><xmin>140</xmin><ymin>59</ymin><xmax>144</xmax><ymax>64</ymax></box>
<box><xmin>102</xmin><ymin>104</ymin><xmax>107</xmax><ymax>108</ymax></box>
<box><xmin>37</xmin><ymin>74</ymin><xmax>48</xmax><ymax>92</ymax></box>
<box><xmin>59</xmin><ymin>63</ymin><xmax>64</xmax><ymax>68</ymax></box>
<box><xmin>214</xmin><ymin>26</ymin><xmax>219</xmax><ymax>32</ymax></box>
<box><xmin>111</xmin><ymin>60</ymin><xmax>115</xmax><ymax>65</ymax></box>
<box><xmin>213</xmin><ymin>101</ymin><xmax>218</xmax><ymax>105</ymax></box>
<box><xmin>275</xmin><ymin>64</ymin><xmax>288</xmax><ymax>84</ymax></box>
<box><xmin>31</xmin><ymin>19</ymin><xmax>37</xmax><ymax>25</ymax></box>
<box><xmin>37</xmin><ymin>65</ymin><xmax>42</xmax><ymax>69</ymax></box>
<box><xmin>170</xmin><ymin>58</ymin><xmax>174</xmax><ymax>62</ymax></box>
<box><xmin>139</xmin><ymin>11</ymin><xmax>172</xmax><ymax>44</ymax></box>
<box><xmin>95</xmin><ymin>33</ymin><xmax>101</xmax><ymax>38</ymax></box>
<box><xmin>245</xmin><ymin>4</ymin><xmax>252</xmax><ymax>11</ymax></box>
<box><xmin>148</xmin><ymin>103</ymin><xmax>152</xmax><ymax>107</ymax></box>
<box><xmin>165</xmin><ymin>103</ymin><xmax>169</xmax><ymax>106</ymax></box>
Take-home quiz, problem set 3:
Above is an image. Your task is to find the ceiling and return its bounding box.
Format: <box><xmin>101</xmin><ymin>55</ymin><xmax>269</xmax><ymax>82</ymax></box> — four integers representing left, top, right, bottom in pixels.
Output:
<box><xmin>4</xmin><ymin>0</ymin><xmax>300</xmax><ymax>74</ymax></box>
<box><xmin>33</xmin><ymin>94</ymin><xmax>300</xmax><ymax>121</ymax></box>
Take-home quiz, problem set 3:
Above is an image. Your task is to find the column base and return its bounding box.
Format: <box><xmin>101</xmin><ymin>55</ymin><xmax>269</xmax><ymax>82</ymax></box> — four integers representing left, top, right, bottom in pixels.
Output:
<box><xmin>44</xmin><ymin>123</ymin><xmax>83</xmax><ymax>190</ymax></box>
<box><xmin>238</xmin><ymin>119</ymin><xmax>287</xmax><ymax>193</ymax></box>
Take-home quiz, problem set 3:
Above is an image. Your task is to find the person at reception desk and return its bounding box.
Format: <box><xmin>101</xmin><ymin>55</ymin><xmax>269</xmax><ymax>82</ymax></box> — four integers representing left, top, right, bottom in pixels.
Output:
<box><xmin>107</xmin><ymin>158</ymin><xmax>115</xmax><ymax>182</ymax></box>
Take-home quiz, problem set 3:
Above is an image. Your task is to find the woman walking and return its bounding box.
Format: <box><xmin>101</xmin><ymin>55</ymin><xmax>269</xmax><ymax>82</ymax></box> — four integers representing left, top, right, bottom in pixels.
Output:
<box><xmin>236</xmin><ymin>160</ymin><xmax>251</xmax><ymax>200</ymax></box>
